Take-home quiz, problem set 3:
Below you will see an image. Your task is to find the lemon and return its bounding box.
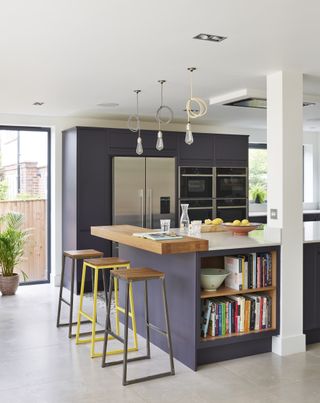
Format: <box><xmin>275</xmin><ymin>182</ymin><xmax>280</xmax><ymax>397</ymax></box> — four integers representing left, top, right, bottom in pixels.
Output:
<box><xmin>241</xmin><ymin>219</ymin><xmax>250</xmax><ymax>226</ymax></box>
<box><xmin>212</xmin><ymin>218</ymin><xmax>223</xmax><ymax>225</ymax></box>
<box><xmin>204</xmin><ymin>219</ymin><xmax>212</xmax><ymax>225</ymax></box>
<box><xmin>232</xmin><ymin>219</ymin><xmax>241</xmax><ymax>226</ymax></box>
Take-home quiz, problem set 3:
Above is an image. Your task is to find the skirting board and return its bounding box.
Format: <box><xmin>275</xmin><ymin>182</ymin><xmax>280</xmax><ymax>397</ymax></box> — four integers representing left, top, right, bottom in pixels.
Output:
<box><xmin>272</xmin><ymin>334</ymin><xmax>306</xmax><ymax>356</ymax></box>
<box><xmin>51</xmin><ymin>273</ymin><xmax>60</xmax><ymax>287</ymax></box>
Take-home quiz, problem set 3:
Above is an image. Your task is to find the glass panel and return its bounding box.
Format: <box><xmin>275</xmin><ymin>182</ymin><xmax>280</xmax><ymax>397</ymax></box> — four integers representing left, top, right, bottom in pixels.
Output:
<box><xmin>0</xmin><ymin>129</ymin><xmax>49</xmax><ymax>283</ymax></box>
<box><xmin>248</xmin><ymin>147</ymin><xmax>267</xmax><ymax>203</ymax></box>
<box><xmin>216</xmin><ymin>177</ymin><xmax>247</xmax><ymax>198</ymax></box>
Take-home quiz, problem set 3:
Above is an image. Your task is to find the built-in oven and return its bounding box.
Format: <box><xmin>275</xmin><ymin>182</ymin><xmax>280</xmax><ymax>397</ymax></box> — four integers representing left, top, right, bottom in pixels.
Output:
<box><xmin>179</xmin><ymin>167</ymin><xmax>214</xmax><ymax>199</ymax></box>
<box><xmin>216</xmin><ymin>198</ymin><xmax>247</xmax><ymax>222</ymax></box>
<box><xmin>180</xmin><ymin>199</ymin><xmax>215</xmax><ymax>222</ymax></box>
<box><xmin>216</xmin><ymin>167</ymin><xmax>247</xmax><ymax>199</ymax></box>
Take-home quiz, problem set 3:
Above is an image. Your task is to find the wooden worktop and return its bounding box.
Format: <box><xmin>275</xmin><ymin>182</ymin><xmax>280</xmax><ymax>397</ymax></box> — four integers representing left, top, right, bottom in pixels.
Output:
<box><xmin>91</xmin><ymin>225</ymin><xmax>208</xmax><ymax>255</ymax></box>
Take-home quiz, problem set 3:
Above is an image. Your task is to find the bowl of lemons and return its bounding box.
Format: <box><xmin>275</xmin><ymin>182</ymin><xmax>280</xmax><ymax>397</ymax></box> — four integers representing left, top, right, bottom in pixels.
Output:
<box><xmin>202</xmin><ymin>217</ymin><xmax>224</xmax><ymax>232</ymax></box>
<box><xmin>222</xmin><ymin>219</ymin><xmax>261</xmax><ymax>235</ymax></box>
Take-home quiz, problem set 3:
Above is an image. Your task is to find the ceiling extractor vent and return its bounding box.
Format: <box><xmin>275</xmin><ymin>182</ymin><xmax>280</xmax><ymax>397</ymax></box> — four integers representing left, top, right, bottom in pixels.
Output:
<box><xmin>224</xmin><ymin>97</ymin><xmax>315</xmax><ymax>109</ymax></box>
<box><xmin>209</xmin><ymin>89</ymin><xmax>318</xmax><ymax>109</ymax></box>
<box><xmin>224</xmin><ymin>97</ymin><xmax>266</xmax><ymax>109</ymax></box>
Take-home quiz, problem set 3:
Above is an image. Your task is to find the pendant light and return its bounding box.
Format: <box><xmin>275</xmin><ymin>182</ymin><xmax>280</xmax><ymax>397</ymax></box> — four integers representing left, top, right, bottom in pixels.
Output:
<box><xmin>128</xmin><ymin>90</ymin><xmax>143</xmax><ymax>155</ymax></box>
<box><xmin>155</xmin><ymin>80</ymin><xmax>174</xmax><ymax>151</ymax></box>
<box><xmin>185</xmin><ymin>67</ymin><xmax>208</xmax><ymax>145</ymax></box>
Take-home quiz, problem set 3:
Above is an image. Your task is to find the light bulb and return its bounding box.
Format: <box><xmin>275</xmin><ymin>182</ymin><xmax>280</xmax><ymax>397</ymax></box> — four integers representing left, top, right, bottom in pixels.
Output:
<box><xmin>136</xmin><ymin>136</ymin><xmax>143</xmax><ymax>155</ymax></box>
<box><xmin>185</xmin><ymin>122</ymin><xmax>193</xmax><ymax>145</ymax></box>
<box><xmin>156</xmin><ymin>130</ymin><xmax>164</xmax><ymax>151</ymax></box>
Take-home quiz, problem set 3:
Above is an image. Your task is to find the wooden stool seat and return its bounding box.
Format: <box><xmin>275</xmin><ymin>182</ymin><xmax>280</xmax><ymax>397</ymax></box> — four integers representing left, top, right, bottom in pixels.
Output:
<box><xmin>84</xmin><ymin>257</ymin><xmax>130</xmax><ymax>267</ymax></box>
<box><xmin>112</xmin><ymin>267</ymin><xmax>165</xmax><ymax>281</ymax></box>
<box><xmin>57</xmin><ymin>249</ymin><xmax>104</xmax><ymax>338</ymax></box>
<box><xmin>64</xmin><ymin>249</ymin><xmax>104</xmax><ymax>259</ymax></box>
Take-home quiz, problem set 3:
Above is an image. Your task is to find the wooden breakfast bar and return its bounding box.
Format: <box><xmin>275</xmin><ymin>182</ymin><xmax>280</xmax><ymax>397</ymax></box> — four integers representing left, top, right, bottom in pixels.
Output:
<box><xmin>91</xmin><ymin>225</ymin><xmax>281</xmax><ymax>371</ymax></box>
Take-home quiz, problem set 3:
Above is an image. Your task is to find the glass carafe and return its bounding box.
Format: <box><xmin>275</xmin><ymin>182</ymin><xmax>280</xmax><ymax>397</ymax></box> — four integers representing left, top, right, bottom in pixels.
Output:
<box><xmin>180</xmin><ymin>204</ymin><xmax>190</xmax><ymax>234</ymax></box>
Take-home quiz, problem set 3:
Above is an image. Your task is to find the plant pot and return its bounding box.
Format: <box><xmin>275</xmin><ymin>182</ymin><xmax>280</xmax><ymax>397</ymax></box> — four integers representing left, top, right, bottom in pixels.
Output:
<box><xmin>0</xmin><ymin>273</ymin><xmax>20</xmax><ymax>296</ymax></box>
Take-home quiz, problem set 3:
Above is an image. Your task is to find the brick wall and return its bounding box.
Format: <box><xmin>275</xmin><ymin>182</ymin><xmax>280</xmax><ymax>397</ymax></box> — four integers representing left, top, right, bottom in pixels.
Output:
<box><xmin>0</xmin><ymin>162</ymin><xmax>47</xmax><ymax>198</ymax></box>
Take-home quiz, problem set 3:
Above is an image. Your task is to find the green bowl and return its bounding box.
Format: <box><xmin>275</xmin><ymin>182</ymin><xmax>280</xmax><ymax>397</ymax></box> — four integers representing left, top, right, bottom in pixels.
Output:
<box><xmin>200</xmin><ymin>268</ymin><xmax>229</xmax><ymax>291</ymax></box>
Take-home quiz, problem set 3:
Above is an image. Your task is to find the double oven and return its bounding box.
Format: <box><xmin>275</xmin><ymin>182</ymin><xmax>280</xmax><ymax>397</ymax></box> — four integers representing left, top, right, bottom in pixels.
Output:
<box><xmin>179</xmin><ymin>166</ymin><xmax>247</xmax><ymax>222</ymax></box>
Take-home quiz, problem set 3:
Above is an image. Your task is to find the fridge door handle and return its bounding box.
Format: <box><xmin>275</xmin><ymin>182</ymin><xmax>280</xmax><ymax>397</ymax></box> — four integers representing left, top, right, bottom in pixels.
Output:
<box><xmin>148</xmin><ymin>188</ymin><xmax>152</xmax><ymax>228</ymax></box>
<box><xmin>213</xmin><ymin>199</ymin><xmax>217</xmax><ymax>219</ymax></box>
<box><xmin>139</xmin><ymin>189</ymin><xmax>144</xmax><ymax>227</ymax></box>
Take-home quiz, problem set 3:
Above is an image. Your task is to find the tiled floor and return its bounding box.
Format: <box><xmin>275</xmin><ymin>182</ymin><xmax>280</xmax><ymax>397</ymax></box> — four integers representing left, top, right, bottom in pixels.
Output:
<box><xmin>1</xmin><ymin>284</ymin><xmax>320</xmax><ymax>403</ymax></box>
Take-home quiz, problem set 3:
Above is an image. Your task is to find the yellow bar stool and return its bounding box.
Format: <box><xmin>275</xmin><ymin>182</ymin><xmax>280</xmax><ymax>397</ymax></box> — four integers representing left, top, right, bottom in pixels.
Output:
<box><xmin>75</xmin><ymin>257</ymin><xmax>138</xmax><ymax>358</ymax></box>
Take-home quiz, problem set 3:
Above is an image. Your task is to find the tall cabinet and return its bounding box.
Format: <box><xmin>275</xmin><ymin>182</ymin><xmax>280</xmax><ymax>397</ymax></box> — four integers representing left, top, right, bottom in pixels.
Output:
<box><xmin>62</xmin><ymin>127</ymin><xmax>248</xmax><ymax>293</ymax></box>
<box><xmin>62</xmin><ymin>127</ymin><xmax>112</xmax><ymax>292</ymax></box>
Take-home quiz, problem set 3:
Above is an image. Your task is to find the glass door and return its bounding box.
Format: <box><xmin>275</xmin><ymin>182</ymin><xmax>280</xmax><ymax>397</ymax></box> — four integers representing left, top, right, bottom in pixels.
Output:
<box><xmin>0</xmin><ymin>127</ymin><xmax>50</xmax><ymax>283</ymax></box>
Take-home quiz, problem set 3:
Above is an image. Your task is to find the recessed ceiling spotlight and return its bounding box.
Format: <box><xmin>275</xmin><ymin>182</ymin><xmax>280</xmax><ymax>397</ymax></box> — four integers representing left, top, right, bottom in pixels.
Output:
<box><xmin>33</xmin><ymin>101</ymin><xmax>44</xmax><ymax>106</ymax></box>
<box><xmin>97</xmin><ymin>102</ymin><xmax>119</xmax><ymax>107</ymax></box>
<box><xmin>193</xmin><ymin>33</ymin><xmax>227</xmax><ymax>42</ymax></box>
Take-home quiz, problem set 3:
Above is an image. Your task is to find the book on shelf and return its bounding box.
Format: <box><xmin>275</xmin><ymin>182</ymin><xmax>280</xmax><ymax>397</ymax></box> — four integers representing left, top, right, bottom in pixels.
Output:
<box><xmin>201</xmin><ymin>293</ymin><xmax>273</xmax><ymax>338</ymax></box>
<box><xmin>224</xmin><ymin>252</ymin><xmax>273</xmax><ymax>291</ymax></box>
<box><xmin>201</xmin><ymin>299</ymin><xmax>213</xmax><ymax>338</ymax></box>
<box><xmin>224</xmin><ymin>256</ymin><xmax>242</xmax><ymax>290</ymax></box>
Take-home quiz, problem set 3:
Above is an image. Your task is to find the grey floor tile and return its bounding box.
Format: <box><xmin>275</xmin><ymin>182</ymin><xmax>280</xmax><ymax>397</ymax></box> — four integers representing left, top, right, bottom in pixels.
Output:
<box><xmin>2</xmin><ymin>284</ymin><xmax>320</xmax><ymax>403</ymax></box>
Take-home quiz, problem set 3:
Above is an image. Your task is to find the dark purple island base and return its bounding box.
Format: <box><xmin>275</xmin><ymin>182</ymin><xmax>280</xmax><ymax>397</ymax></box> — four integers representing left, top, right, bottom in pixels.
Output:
<box><xmin>91</xmin><ymin>225</ymin><xmax>280</xmax><ymax>371</ymax></box>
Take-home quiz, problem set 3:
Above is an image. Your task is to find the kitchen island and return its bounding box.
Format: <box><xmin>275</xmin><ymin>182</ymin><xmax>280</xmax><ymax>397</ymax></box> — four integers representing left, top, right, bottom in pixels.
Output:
<box><xmin>91</xmin><ymin>225</ymin><xmax>281</xmax><ymax>370</ymax></box>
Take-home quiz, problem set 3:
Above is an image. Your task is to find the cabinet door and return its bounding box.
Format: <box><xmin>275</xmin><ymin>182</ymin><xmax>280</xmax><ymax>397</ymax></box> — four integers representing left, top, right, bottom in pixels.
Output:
<box><xmin>303</xmin><ymin>244</ymin><xmax>320</xmax><ymax>331</ymax></box>
<box><xmin>108</xmin><ymin>129</ymin><xmax>178</xmax><ymax>157</ymax></box>
<box><xmin>141</xmin><ymin>130</ymin><xmax>178</xmax><ymax>157</ymax></box>
<box><xmin>108</xmin><ymin>128</ymin><xmax>137</xmax><ymax>155</ymax></box>
<box><xmin>249</xmin><ymin>215</ymin><xmax>267</xmax><ymax>224</ymax></box>
<box><xmin>214</xmin><ymin>135</ymin><xmax>248</xmax><ymax>167</ymax></box>
<box><xmin>304</xmin><ymin>214</ymin><xmax>316</xmax><ymax>221</ymax></box>
<box><xmin>178</xmin><ymin>133</ymin><xmax>213</xmax><ymax>165</ymax></box>
<box><xmin>77</xmin><ymin>128</ymin><xmax>110</xmax><ymax>230</ymax></box>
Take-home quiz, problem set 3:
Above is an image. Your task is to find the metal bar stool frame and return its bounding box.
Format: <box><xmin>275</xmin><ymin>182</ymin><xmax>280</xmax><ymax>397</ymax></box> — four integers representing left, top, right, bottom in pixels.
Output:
<box><xmin>101</xmin><ymin>269</ymin><xmax>175</xmax><ymax>386</ymax></box>
<box><xmin>75</xmin><ymin>260</ymin><xmax>138</xmax><ymax>358</ymax></box>
<box><xmin>56</xmin><ymin>250</ymin><xmax>103</xmax><ymax>338</ymax></box>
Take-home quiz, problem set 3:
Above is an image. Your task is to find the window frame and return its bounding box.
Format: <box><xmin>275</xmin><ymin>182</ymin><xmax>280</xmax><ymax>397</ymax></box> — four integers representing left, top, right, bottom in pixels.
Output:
<box><xmin>0</xmin><ymin>125</ymin><xmax>51</xmax><ymax>285</ymax></box>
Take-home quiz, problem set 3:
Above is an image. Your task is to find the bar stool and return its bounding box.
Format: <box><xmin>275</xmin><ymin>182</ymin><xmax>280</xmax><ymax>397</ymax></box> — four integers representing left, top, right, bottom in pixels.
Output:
<box><xmin>75</xmin><ymin>257</ymin><xmax>138</xmax><ymax>358</ymax></box>
<box><xmin>101</xmin><ymin>267</ymin><xmax>175</xmax><ymax>386</ymax></box>
<box><xmin>56</xmin><ymin>249</ymin><xmax>104</xmax><ymax>338</ymax></box>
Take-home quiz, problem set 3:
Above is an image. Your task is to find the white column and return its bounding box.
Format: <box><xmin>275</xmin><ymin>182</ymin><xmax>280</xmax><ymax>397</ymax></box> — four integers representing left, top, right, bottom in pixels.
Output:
<box><xmin>267</xmin><ymin>71</ymin><xmax>306</xmax><ymax>355</ymax></box>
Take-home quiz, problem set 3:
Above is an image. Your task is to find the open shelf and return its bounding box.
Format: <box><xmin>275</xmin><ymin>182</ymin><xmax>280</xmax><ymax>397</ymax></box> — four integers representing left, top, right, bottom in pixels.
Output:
<box><xmin>201</xmin><ymin>327</ymin><xmax>276</xmax><ymax>342</ymax></box>
<box><xmin>200</xmin><ymin>286</ymin><xmax>276</xmax><ymax>299</ymax></box>
<box><xmin>199</xmin><ymin>250</ymin><xmax>278</xmax><ymax>348</ymax></box>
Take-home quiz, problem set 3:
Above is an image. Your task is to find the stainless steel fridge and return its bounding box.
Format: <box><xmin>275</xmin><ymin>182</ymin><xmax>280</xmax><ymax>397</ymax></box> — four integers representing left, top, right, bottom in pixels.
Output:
<box><xmin>112</xmin><ymin>157</ymin><xmax>176</xmax><ymax>229</ymax></box>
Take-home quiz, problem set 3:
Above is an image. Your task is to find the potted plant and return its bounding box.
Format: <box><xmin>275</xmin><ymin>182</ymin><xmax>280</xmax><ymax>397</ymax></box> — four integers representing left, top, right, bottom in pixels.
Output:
<box><xmin>250</xmin><ymin>185</ymin><xmax>267</xmax><ymax>204</ymax></box>
<box><xmin>0</xmin><ymin>212</ymin><xmax>30</xmax><ymax>296</ymax></box>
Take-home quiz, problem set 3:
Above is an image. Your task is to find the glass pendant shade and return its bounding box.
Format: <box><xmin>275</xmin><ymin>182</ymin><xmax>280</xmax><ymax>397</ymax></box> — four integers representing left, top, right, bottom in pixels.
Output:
<box><xmin>156</xmin><ymin>130</ymin><xmax>164</xmax><ymax>151</ymax></box>
<box><xmin>185</xmin><ymin>122</ymin><xmax>193</xmax><ymax>145</ymax></box>
<box><xmin>136</xmin><ymin>136</ymin><xmax>143</xmax><ymax>155</ymax></box>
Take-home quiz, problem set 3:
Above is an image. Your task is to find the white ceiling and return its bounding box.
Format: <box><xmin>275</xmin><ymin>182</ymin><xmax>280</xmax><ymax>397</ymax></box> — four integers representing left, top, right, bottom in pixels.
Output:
<box><xmin>2</xmin><ymin>0</ymin><xmax>320</xmax><ymax>130</ymax></box>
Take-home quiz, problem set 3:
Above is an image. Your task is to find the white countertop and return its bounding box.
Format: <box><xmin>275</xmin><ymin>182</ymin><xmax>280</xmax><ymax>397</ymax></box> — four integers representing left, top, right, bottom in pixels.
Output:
<box><xmin>249</xmin><ymin>209</ymin><xmax>320</xmax><ymax>217</ymax></box>
<box><xmin>169</xmin><ymin>221</ymin><xmax>320</xmax><ymax>251</ymax></box>
<box><xmin>174</xmin><ymin>227</ymin><xmax>282</xmax><ymax>251</ymax></box>
<box><xmin>304</xmin><ymin>221</ymin><xmax>320</xmax><ymax>243</ymax></box>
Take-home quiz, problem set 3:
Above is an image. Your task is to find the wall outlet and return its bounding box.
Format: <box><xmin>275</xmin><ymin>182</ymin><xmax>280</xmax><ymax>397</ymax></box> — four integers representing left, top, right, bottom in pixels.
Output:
<box><xmin>270</xmin><ymin>209</ymin><xmax>278</xmax><ymax>219</ymax></box>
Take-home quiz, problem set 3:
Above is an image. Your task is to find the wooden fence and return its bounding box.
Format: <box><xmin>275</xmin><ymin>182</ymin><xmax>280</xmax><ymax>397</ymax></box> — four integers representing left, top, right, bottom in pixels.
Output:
<box><xmin>0</xmin><ymin>199</ymin><xmax>47</xmax><ymax>282</ymax></box>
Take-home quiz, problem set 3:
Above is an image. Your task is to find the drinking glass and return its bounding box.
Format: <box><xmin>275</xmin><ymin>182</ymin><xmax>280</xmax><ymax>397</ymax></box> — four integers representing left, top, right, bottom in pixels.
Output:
<box><xmin>191</xmin><ymin>220</ymin><xmax>202</xmax><ymax>236</ymax></box>
<box><xmin>160</xmin><ymin>219</ymin><xmax>171</xmax><ymax>233</ymax></box>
